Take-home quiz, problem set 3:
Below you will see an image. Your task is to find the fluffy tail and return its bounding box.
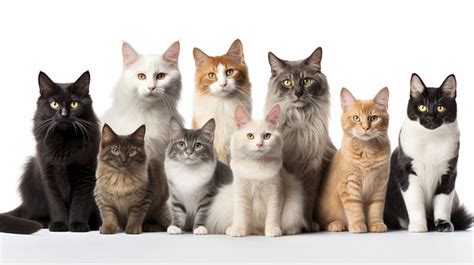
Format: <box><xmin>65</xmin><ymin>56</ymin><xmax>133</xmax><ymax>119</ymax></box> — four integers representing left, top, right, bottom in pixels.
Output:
<box><xmin>451</xmin><ymin>205</ymin><xmax>473</xmax><ymax>231</ymax></box>
<box><xmin>0</xmin><ymin>207</ymin><xmax>42</xmax><ymax>234</ymax></box>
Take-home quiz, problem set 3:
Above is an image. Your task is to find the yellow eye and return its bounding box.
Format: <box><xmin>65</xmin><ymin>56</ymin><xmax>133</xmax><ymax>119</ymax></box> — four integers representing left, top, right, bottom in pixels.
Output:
<box><xmin>157</xmin><ymin>73</ymin><xmax>166</xmax><ymax>80</ymax></box>
<box><xmin>418</xmin><ymin>105</ymin><xmax>428</xmax><ymax>112</ymax></box>
<box><xmin>137</xmin><ymin>73</ymin><xmax>146</xmax><ymax>80</ymax></box>
<box><xmin>352</xmin><ymin>115</ymin><xmax>361</xmax><ymax>122</ymax></box>
<box><xmin>282</xmin><ymin>79</ymin><xmax>292</xmax><ymax>88</ymax></box>
<box><xmin>246</xmin><ymin>133</ymin><xmax>254</xmax><ymax>140</ymax></box>
<box><xmin>226</xmin><ymin>69</ymin><xmax>234</xmax><ymax>76</ymax></box>
<box><xmin>263</xmin><ymin>133</ymin><xmax>272</xmax><ymax>140</ymax></box>
<box><xmin>70</xmin><ymin>101</ymin><xmax>78</xmax><ymax>109</ymax></box>
<box><xmin>437</xmin><ymin>105</ymin><xmax>446</xmax><ymax>113</ymax></box>
<box><xmin>369</xmin><ymin>115</ymin><xmax>378</xmax><ymax>122</ymax></box>
<box><xmin>303</xmin><ymin>78</ymin><xmax>312</xmax><ymax>85</ymax></box>
<box><xmin>128</xmin><ymin>149</ymin><xmax>137</xmax><ymax>156</ymax></box>
<box><xmin>208</xmin><ymin>73</ymin><xmax>216</xmax><ymax>79</ymax></box>
<box><xmin>111</xmin><ymin>147</ymin><xmax>120</xmax><ymax>155</ymax></box>
<box><xmin>50</xmin><ymin>101</ymin><xmax>60</xmax><ymax>110</ymax></box>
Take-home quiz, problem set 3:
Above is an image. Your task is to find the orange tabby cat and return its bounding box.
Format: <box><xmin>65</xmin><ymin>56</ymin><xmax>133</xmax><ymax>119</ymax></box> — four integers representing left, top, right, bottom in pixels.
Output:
<box><xmin>192</xmin><ymin>39</ymin><xmax>252</xmax><ymax>164</ymax></box>
<box><xmin>315</xmin><ymin>87</ymin><xmax>391</xmax><ymax>233</ymax></box>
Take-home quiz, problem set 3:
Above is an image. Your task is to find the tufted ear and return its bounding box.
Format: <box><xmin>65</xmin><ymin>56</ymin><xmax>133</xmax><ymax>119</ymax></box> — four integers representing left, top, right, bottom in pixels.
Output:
<box><xmin>227</xmin><ymin>39</ymin><xmax>244</xmax><ymax>63</ymax></box>
<box><xmin>440</xmin><ymin>74</ymin><xmax>456</xmax><ymax>98</ymax></box>
<box><xmin>265</xmin><ymin>105</ymin><xmax>281</xmax><ymax>129</ymax></box>
<box><xmin>373</xmin><ymin>87</ymin><xmax>389</xmax><ymax>111</ymax></box>
<box><xmin>340</xmin><ymin>88</ymin><xmax>357</xmax><ymax>111</ymax></box>
<box><xmin>169</xmin><ymin>118</ymin><xmax>184</xmax><ymax>140</ymax></box>
<box><xmin>122</xmin><ymin>41</ymin><xmax>140</xmax><ymax>67</ymax></box>
<box><xmin>38</xmin><ymin>71</ymin><xmax>56</xmax><ymax>96</ymax></box>
<box><xmin>193</xmin><ymin>47</ymin><xmax>209</xmax><ymax>68</ymax></box>
<box><xmin>102</xmin><ymin>124</ymin><xmax>117</xmax><ymax>144</ymax></box>
<box><xmin>163</xmin><ymin>41</ymin><xmax>180</xmax><ymax>65</ymax></box>
<box><xmin>410</xmin><ymin>73</ymin><xmax>426</xmax><ymax>98</ymax></box>
<box><xmin>304</xmin><ymin>47</ymin><xmax>322</xmax><ymax>67</ymax></box>
<box><xmin>268</xmin><ymin>52</ymin><xmax>286</xmax><ymax>75</ymax></box>
<box><xmin>235</xmin><ymin>105</ymin><xmax>252</xmax><ymax>129</ymax></box>
<box><xmin>200</xmin><ymin>118</ymin><xmax>215</xmax><ymax>143</ymax></box>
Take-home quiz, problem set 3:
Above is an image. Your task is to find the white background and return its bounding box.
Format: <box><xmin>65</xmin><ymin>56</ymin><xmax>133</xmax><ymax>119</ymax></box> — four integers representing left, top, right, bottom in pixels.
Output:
<box><xmin>0</xmin><ymin>0</ymin><xmax>472</xmax><ymax>220</ymax></box>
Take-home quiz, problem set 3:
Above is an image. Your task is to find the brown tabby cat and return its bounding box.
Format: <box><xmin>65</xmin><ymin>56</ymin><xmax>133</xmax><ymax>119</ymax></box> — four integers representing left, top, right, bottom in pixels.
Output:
<box><xmin>315</xmin><ymin>87</ymin><xmax>391</xmax><ymax>233</ymax></box>
<box><xmin>95</xmin><ymin>124</ymin><xmax>170</xmax><ymax>234</ymax></box>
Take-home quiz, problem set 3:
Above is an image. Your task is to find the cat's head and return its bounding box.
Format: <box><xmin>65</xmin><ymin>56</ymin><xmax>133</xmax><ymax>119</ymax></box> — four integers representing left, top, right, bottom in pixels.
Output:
<box><xmin>267</xmin><ymin>48</ymin><xmax>329</xmax><ymax>109</ymax></box>
<box><xmin>340</xmin><ymin>87</ymin><xmax>389</xmax><ymax>141</ymax></box>
<box><xmin>99</xmin><ymin>124</ymin><xmax>147</xmax><ymax>169</ymax></box>
<box><xmin>231</xmin><ymin>105</ymin><xmax>283</xmax><ymax>159</ymax></box>
<box><xmin>193</xmin><ymin>39</ymin><xmax>251</xmax><ymax>97</ymax></box>
<box><xmin>167</xmin><ymin>118</ymin><xmax>216</xmax><ymax>165</ymax></box>
<box><xmin>408</xmin><ymin>73</ymin><xmax>457</xmax><ymax>130</ymax></box>
<box><xmin>120</xmin><ymin>41</ymin><xmax>181</xmax><ymax>102</ymax></box>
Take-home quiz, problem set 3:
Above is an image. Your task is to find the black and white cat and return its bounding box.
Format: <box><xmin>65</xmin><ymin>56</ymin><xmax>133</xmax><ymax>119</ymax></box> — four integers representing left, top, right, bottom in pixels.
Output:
<box><xmin>384</xmin><ymin>73</ymin><xmax>472</xmax><ymax>232</ymax></box>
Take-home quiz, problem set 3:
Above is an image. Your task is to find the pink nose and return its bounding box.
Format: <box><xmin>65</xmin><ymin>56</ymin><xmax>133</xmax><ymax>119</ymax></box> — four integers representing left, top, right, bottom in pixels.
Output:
<box><xmin>219</xmin><ymin>83</ymin><xmax>227</xmax><ymax>89</ymax></box>
<box><xmin>148</xmin><ymin>86</ymin><xmax>156</xmax><ymax>91</ymax></box>
<box><xmin>256</xmin><ymin>143</ymin><xmax>263</xmax><ymax>148</ymax></box>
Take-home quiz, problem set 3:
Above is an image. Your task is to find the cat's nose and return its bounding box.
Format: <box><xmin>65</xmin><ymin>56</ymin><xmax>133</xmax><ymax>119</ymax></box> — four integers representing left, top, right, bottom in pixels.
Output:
<box><xmin>60</xmin><ymin>108</ymin><xmax>69</xmax><ymax>118</ymax></box>
<box><xmin>256</xmin><ymin>143</ymin><xmax>263</xmax><ymax>148</ymax></box>
<box><xmin>148</xmin><ymin>86</ymin><xmax>156</xmax><ymax>92</ymax></box>
<box><xmin>219</xmin><ymin>83</ymin><xmax>227</xmax><ymax>89</ymax></box>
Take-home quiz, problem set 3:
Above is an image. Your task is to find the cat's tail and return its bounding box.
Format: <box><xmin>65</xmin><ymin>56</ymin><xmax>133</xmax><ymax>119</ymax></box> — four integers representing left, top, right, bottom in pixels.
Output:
<box><xmin>451</xmin><ymin>205</ymin><xmax>473</xmax><ymax>231</ymax></box>
<box><xmin>0</xmin><ymin>206</ymin><xmax>42</xmax><ymax>234</ymax></box>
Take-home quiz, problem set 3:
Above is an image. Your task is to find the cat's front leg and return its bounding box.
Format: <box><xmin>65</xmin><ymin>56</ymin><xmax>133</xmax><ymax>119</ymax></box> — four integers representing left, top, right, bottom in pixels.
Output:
<box><xmin>167</xmin><ymin>200</ymin><xmax>186</xmax><ymax>235</ymax></box>
<box><xmin>227</xmin><ymin>180</ymin><xmax>252</xmax><ymax>237</ymax></box>
<box><xmin>125</xmin><ymin>203</ymin><xmax>150</xmax><ymax>235</ymax></box>
<box><xmin>69</xmin><ymin>173</ymin><xmax>96</xmax><ymax>232</ymax></box>
<box><xmin>98</xmin><ymin>204</ymin><xmax>119</xmax><ymax>235</ymax></box>
<box><xmin>193</xmin><ymin>195</ymin><xmax>213</xmax><ymax>235</ymax></box>
<box><xmin>264</xmin><ymin>184</ymin><xmax>283</xmax><ymax>237</ymax></box>
<box><xmin>402</xmin><ymin>173</ymin><xmax>428</xmax><ymax>232</ymax></box>
<box><xmin>433</xmin><ymin>172</ymin><xmax>456</xmax><ymax>232</ymax></box>
<box><xmin>367</xmin><ymin>177</ymin><xmax>388</xmax><ymax>233</ymax></box>
<box><xmin>43</xmin><ymin>169</ymin><xmax>69</xmax><ymax>232</ymax></box>
<box><xmin>339</xmin><ymin>175</ymin><xmax>367</xmax><ymax>233</ymax></box>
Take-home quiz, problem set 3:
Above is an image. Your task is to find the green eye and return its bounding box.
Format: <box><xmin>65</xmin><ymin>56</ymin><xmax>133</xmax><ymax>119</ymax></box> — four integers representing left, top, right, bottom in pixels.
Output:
<box><xmin>282</xmin><ymin>79</ymin><xmax>292</xmax><ymax>88</ymax></box>
<box><xmin>263</xmin><ymin>133</ymin><xmax>272</xmax><ymax>140</ymax></box>
<box><xmin>418</xmin><ymin>105</ymin><xmax>428</xmax><ymax>112</ymax></box>
<box><xmin>128</xmin><ymin>149</ymin><xmax>137</xmax><ymax>156</ymax></box>
<box><xmin>226</xmin><ymin>69</ymin><xmax>234</xmax><ymax>76</ymax></box>
<box><xmin>208</xmin><ymin>73</ymin><xmax>216</xmax><ymax>79</ymax></box>
<box><xmin>111</xmin><ymin>146</ymin><xmax>120</xmax><ymax>155</ymax></box>
<box><xmin>352</xmin><ymin>115</ymin><xmax>361</xmax><ymax>122</ymax></box>
<box><xmin>50</xmin><ymin>101</ymin><xmax>60</xmax><ymax>110</ymax></box>
<box><xmin>195</xmin><ymin>142</ymin><xmax>203</xmax><ymax>150</ymax></box>
<box><xmin>303</xmin><ymin>78</ymin><xmax>312</xmax><ymax>85</ymax></box>
<box><xmin>70</xmin><ymin>101</ymin><xmax>78</xmax><ymax>109</ymax></box>
<box><xmin>157</xmin><ymin>73</ymin><xmax>166</xmax><ymax>80</ymax></box>
<box><xmin>437</xmin><ymin>105</ymin><xmax>446</xmax><ymax>113</ymax></box>
<box><xmin>177</xmin><ymin>141</ymin><xmax>186</xmax><ymax>148</ymax></box>
<box><xmin>246</xmin><ymin>133</ymin><xmax>254</xmax><ymax>140</ymax></box>
<box><xmin>137</xmin><ymin>73</ymin><xmax>146</xmax><ymax>80</ymax></box>
<box><xmin>369</xmin><ymin>115</ymin><xmax>379</xmax><ymax>122</ymax></box>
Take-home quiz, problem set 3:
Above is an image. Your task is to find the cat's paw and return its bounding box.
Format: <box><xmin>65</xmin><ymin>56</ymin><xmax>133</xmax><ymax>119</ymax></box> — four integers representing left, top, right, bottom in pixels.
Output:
<box><xmin>193</xmin><ymin>226</ymin><xmax>208</xmax><ymax>235</ymax></box>
<box><xmin>408</xmin><ymin>221</ymin><xmax>428</xmax><ymax>233</ymax></box>
<box><xmin>99</xmin><ymin>224</ymin><xmax>117</xmax><ymax>234</ymax></box>
<box><xmin>125</xmin><ymin>225</ymin><xmax>142</xmax><ymax>234</ymax></box>
<box><xmin>49</xmin><ymin>221</ymin><xmax>69</xmax><ymax>232</ymax></box>
<box><xmin>349</xmin><ymin>222</ymin><xmax>367</xmax><ymax>233</ymax></box>
<box><xmin>226</xmin><ymin>226</ymin><xmax>247</xmax><ymax>237</ymax></box>
<box><xmin>327</xmin><ymin>220</ymin><xmax>346</xmax><ymax>232</ymax></box>
<box><xmin>369</xmin><ymin>222</ymin><xmax>387</xmax><ymax>233</ymax></box>
<box><xmin>69</xmin><ymin>222</ymin><xmax>90</xmax><ymax>232</ymax></box>
<box><xmin>265</xmin><ymin>227</ymin><xmax>282</xmax><ymax>237</ymax></box>
<box><xmin>435</xmin><ymin>219</ymin><xmax>454</xmax><ymax>232</ymax></box>
<box><xmin>143</xmin><ymin>222</ymin><xmax>164</xmax><ymax>232</ymax></box>
<box><xmin>167</xmin><ymin>225</ymin><xmax>182</xmax><ymax>235</ymax></box>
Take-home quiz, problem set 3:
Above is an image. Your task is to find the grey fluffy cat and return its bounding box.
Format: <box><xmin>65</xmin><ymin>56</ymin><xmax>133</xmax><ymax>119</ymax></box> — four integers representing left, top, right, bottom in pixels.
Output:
<box><xmin>164</xmin><ymin>118</ymin><xmax>233</xmax><ymax>235</ymax></box>
<box><xmin>95</xmin><ymin>124</ymin><xmax>170</xmax><ymax>234</ymax></box>
<box><xmin>264</xmin><ymin>48</ymin><xmax>335</xmax><ymax>231</ymax></box>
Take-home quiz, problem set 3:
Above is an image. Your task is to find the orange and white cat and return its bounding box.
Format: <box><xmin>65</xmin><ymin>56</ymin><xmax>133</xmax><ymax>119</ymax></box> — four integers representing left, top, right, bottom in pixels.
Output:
<box><xmin>315</xmin><ymin>87</ymin><xmax>391</xmax><ymax>233</ymax></box>
<box><xmin>192</xmin><ymin>39</ymin><xmax>252</xmax><ymax>164</ymax></box>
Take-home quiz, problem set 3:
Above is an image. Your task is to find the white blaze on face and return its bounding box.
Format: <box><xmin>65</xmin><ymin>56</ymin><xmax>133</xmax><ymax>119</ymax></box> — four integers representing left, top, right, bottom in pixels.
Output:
<box><xmin>209</xmin><ymin>63</ymin><xmax>235</xmax><ymax>96</ymax></box>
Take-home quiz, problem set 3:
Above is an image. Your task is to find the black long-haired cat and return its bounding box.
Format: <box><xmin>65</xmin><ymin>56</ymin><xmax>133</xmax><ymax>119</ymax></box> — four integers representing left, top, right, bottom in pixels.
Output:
<box><xmin>0</xmin><ymin>71</ymin><xmax>101</xmax><ymax>234</ymax></box>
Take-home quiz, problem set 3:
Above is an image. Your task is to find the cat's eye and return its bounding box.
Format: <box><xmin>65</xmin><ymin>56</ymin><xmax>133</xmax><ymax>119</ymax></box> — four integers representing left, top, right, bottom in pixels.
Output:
<box><xmin>208</xmin><ymin>73</ymin><xmax>216</xmax><ymax>79</ymax></box>
<box><xmin>352</xmin><ymin>115</ymin><xmax>361</xmax><ymax>122</ymax></box>
<box><xmin>194</xmin><ymin>142</ymin><xmax>203</xmax><ymax>150</ymax></box>
<box><xmin>418</xmin><ymin>104</ymin><xmax>428</xmax><ymax>112</ymax></box>
<box><xmin>111</xmin><ymin>146</ymin><xmax>120</xmax><ymax>155</ymax></box>
<box><xmin>50</xmin><ymin>101</ymin><xmax>60</xmax><ymax>110</ymax></box>
<box><xmin>303</xmin><ymin>78</ymin><xmax>312</xmax><ymax>85</ymax></box>
<box><xmin>369</xmin><ymin>115</ymin><xmax>379</xmax><ymax>122</ymax></box>
<box><xmin>282</xmin><ymin>79</ymin><xmax>292</xmax><ymax>88</ymax></box>
<box><xmin>263</xmin><ymin>133</ymin><xmax>272</xmax><ymax>140</ymax></box>
<box><xmin>137</xmin><ymin>73</ymin><xmax>146</xmax><ymax>80</ymax></box>
<box><xmin>226</xmin><ymin>69</ymin><xmax>234</xmax><ymax>76</ymax></box>
<box><xmin>128</xmin><ymin>149</ymin><xmax>137</xmax><ymax>156</ymax></box>
<box><xmin>70</xmin><ymin>101</ymin><xmax>79</xmax><ymax>109</ymax></box>
<box><xmin>157</xmin><ymin>73</ymin><xmax>166</xmax><ymax>80</ymax></box>
<box><xmin>437</xmin><ymin>105</ymin><xmax>446</xmax><ymax>113</ymax></box>
<box><xmin>177</xmin><ymin>141</ymin><xmax>186</xmax><ymax>149</ymax></box>
<box><xmin>246</xmin><ymin>133</ymin><xmax>254</xmax><ymax>140</ymax></box>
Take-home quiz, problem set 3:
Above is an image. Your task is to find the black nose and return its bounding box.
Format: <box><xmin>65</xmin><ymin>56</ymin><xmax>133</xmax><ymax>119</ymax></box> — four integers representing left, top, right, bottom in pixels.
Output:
<box><xmin>295</xmin><ymin>88</ymin><xmax>304</xmax><ymax>98</ymax></box>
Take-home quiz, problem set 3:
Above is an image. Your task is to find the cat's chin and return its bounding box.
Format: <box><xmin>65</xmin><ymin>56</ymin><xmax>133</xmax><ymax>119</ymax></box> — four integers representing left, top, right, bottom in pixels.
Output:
<box><xmin>354</xmin><ymin>134</ymin><xmax>376</xmax><ymax>141</ymax></box>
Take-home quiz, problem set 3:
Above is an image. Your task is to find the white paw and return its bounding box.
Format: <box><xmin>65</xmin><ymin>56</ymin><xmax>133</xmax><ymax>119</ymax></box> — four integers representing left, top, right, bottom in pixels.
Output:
<box><xmin>193</xmin><ymin>226</ymin><xmax>208</xmax><ymax>235</ymax></box>
<box><xmin>265</xmin><ymin>227</ymin><xmax>282</xmax><ymax>237</ymax></box>
<box><xmin>226</xmin><ymin>226</ymin><xmax>247</xmax><ymax>237</ymax></box>
<box><xmin>408</xmin><ymin>221</ymin><xmax>428</xmax><ymax>233</ymax></box>
<box><xmin>167</xmin><ymin>225</ymin><xmax>182</xmax><ymax>235</ymax></box>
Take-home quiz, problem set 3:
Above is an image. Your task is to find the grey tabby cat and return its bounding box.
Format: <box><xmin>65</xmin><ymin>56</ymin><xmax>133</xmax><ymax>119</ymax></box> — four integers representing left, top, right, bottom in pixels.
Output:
<box><xmin>95</xmin><ymin>124</ymin><xmax>170</xmax><ymax>234</ymax></box>
<box><xmin>264</xmin><ymin>47</ymin><xmax>335</xmax><ymax>231</ymax></box>
<box><xmin>164</xmin><ymin>118</ymin><xmax>233</xmax><ymax>235</ymax></box>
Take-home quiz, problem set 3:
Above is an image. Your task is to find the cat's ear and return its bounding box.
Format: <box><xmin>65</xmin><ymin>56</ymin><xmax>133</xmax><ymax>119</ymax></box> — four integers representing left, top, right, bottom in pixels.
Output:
<box><xmin>227</xmin><ymin>39</ymin><xmax>244</xmax><ymax>63</ymax></box>
<box><xmin>440</xmin><ymin>74</ymin><xmax>456</xmax><ymax>98</ymax></box>
<box><xmin>102</xmin><ymin>124</ymin><xmax>117</xmax><ymax>144</ymax></box>
<box><xmin>304</xmin><ymin>47</ymin><xmax>322</xmax><ymax>67</ymax></box>
<box><xmin>268</xmin><ymin>52</ymin><xmax>286</xmax><ymax>74</ymax></box>
<box><xmin>235</xmin><ymin>105</ymin><xmax>252</xmax><ymax>129</ymax></box>
<box><xmin>265</xmin><ymin>105</ymin><xmax>281</xmax><ymax>129</ymax></box>
<box><xmin>38</xmin><ymin>71</ymin><xmax>56</xmax><ymax>96</ymax></box>
<box><xmin>163</xmin><ymin>41</ymin><xmax>180</xmax><ymax>65</ymax></box>
<box><xmin>131</xmin><ymin>125</ymin><xmax>146</xmax><ymax>142</ymax></box>
<box><xmin>410</xmin><ymin>73</ymin><xmax>426</xmax><ymax>97</ymax></box>
<box><xmin>374</xmin><ymin>87</ymin><xmax>390</xmax><ymax>111</ymax></box>
<box><xmin>193</xmin><ymin>47</ymin><xmax>209</xmax><ymax>68</ymax></box>
<box><xmin>169</xmin><ymin>118</ymin><xmax>184</xmax><ymax>140</ymax></box>
<box><xmin>122</xmin><ymin>41</ymin><xmax>140</xmax><ymax>67</ymax></box>
<box><xmin>200</xmin><ymin>118</ymin><xmax>215</xmax><ymax>142</ymax></box>
<box><xmin>73</xmin><ymin>71</ymin><xmax>90</xmax><ymax>95</ymax></box>
<box><xmin>340</xmin><ymin>88</ymin><xmax>356</xmax><ymax>111</ymax></box>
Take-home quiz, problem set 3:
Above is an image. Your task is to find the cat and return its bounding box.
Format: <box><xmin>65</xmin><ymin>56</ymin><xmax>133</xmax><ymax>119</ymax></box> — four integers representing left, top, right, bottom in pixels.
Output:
<box><xmin>95</xmin><ymin>124</ymin><xmax>170</xmax><ymax>234</ymax></box>
<box><xmin>192</xmin><ymin>39</ymin><xmax>252</xmax><ymax>165</ymax></box>
<box><xmin>384</xmin><ymin>73</ymin><xmax>473</xmax><ymax>232</ymax></box>
<box><xmin>315</xmin><ymin>87</ymin><xmax>391</xmax><ymax>233</ymax></box>
<box><xmin>217</xmin><ymin>105</ymin><xmax>305</xmax><ymax>237</ymax></box>
<box><xmin>0</xmin><ymin>71</ymin><xmax>101</xmax><ymax>234</ymax></box>
<box><xmin>164</xmin><ymin>118</ymin><xmax>233</xmax><ymax>235</ymax></box>
<box><xmin>265</xmin><ymin>48</ymin><xmax>335</xmax><ymax>231</ymax></box>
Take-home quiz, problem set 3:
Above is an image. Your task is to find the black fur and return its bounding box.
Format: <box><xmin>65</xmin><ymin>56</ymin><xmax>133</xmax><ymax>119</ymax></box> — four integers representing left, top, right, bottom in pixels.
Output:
<box><xmin>0</xmin><ymin>71</ymin><xmax>101</xmax><ymax>234</ymax></box>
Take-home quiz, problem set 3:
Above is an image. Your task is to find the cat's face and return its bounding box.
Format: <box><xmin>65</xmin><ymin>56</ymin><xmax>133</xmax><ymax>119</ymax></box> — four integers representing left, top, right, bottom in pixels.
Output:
<box><xmin>267</xmin><ymin>48</ymin><xmax>329</xmax><ymax>109</ymax></box>
<box><xmin>99</xmin><ymin>124</ymin><xmax>147</xmax><ymax>169</ymax></box>
<box><xmin>340</xmin><ymin>87</ymin><xmax>389</xmax><ymax>141</ymax></box>
<box><xmin>232</xmin><ymin>105</ymin><xmax>283</xmax><ymax>159</ymax></box>
<box><xmin>408</xmin><ymin>73</ymin><xmax>457</xmax><ymax>130</ymax></box>
<box><xmin>193</xmin><ymin>39</ymin><xmax>250</xmax><ymax>97</ymax></box>
<box><xmin>167</xmin><ymin>118</ymin><xmax>215</xmax><ymax>165</ymax></box>
<box><xmin>121</xmin><ymin>41</ymin><xmax>181</xmax><ymax>102</ymax></box>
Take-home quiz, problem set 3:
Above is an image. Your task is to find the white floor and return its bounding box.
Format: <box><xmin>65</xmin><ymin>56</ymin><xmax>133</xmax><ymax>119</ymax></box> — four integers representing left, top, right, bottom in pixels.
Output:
<box><xmin>0</xmin><ymin>229</ymin><xmax>472</xmax><ymax>264</ymax></box>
